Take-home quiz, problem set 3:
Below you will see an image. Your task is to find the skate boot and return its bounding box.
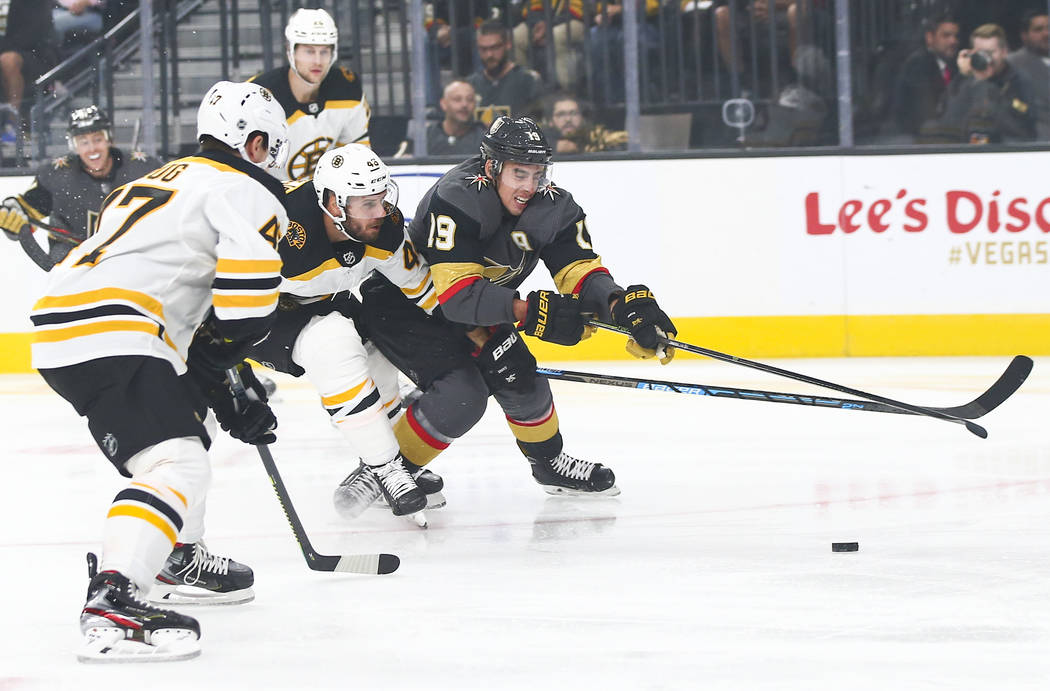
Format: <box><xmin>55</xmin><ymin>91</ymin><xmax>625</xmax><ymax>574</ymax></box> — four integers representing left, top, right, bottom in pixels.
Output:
<box><xmin>333</xmin><ymin>461</ymin><xmax>382</xmax><ymax>519</ymax></box>
<box><xmin>528</xmin><ymin>451</ymin><xmax>621</xmax><ymax>496</ymax></box>
<box><xmin>379</xmin><ymin>458</ymin><xmax>446</xmax><ymax>510</ymax></box>
<box><xmin>150</xmin><ymin>542</ymin><xmax>254</xmax><ymax>606</ymax></box>
<box><xmin>372</xmin><ymin>454</ymin><xmax>427</xmax><ymax>516</ymax></box>
<box><xmin>79</xmin><ymin>567</ymin><xmax>201</xmax><ymax>663</ymax></box>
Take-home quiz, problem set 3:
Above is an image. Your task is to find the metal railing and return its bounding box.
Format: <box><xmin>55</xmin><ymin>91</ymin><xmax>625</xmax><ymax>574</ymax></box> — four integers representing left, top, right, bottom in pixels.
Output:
<box><xmin>3</xmin><ymin>0</ymin><xmax>1048</xmax><ymax>175</ymax></box>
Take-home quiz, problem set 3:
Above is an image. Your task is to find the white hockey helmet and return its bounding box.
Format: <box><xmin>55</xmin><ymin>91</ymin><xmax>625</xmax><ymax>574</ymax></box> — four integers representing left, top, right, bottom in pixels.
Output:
<box><xmin>313</xmin><ymin>143</ymin><xmax>399</xmax><ymax>235</ymax></box>
<box><xmin>285</xmin><ymin>8</ymin><xmax>338</xmax><ymax>84</ymax></box>
<box><xmin>197</xmin><ymin>80</ymin><xmax>289</xmax><ymax>171</ymax></box>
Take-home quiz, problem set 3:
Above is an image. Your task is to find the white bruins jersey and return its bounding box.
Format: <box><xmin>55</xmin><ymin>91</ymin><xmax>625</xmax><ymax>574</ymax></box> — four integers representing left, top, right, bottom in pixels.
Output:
<box><xmin>31</xmin><ymin>150</ymin><xmax>289</xmax><ymax>375</ymax></box>
<box><xmin>280</xmin><ymin>179</ymin><xmax>437</xmax><ymax>313</ymax></box>
<box><xmin>251</xmin><ymin>66</ymin><xmax>371</xmax><ymax>182</ymax></box>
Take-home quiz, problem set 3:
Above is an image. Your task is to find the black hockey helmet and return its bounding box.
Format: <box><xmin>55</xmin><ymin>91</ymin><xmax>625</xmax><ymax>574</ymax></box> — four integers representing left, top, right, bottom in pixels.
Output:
<box><xmin>67</xmin><ymin>105</ymin><xmax>111</xmax><ymax>141</ymax></box>
<box><xmin>480</xmin><ymin>116</ymin><xmax>552</xmax><ymax>167</ymax></box>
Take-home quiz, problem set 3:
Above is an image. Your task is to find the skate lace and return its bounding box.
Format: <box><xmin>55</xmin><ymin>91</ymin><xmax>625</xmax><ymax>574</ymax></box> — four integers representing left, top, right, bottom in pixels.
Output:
<box><xmin>549</xmin><ymin>452</ymin><xmax>596</xmax><ymax>481</ymax></box>
<box><xmin>340</xmin><ymin>467</ymin><xmax>380</xmax><ymax>503</ymax></box>
<box><xmin>177</xmin><ymin>543</ymin><xmax>230</xmax><ymax>585</ymax></box>
<box><xmin>372</xmin><ymin>458</ymin><xmax>417</xmax><ymax>499</ymax></box>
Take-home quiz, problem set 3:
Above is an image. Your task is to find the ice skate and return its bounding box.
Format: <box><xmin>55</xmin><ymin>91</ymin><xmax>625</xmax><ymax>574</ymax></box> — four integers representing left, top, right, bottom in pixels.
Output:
<box><xmin>375</xmin><ymin>457</ymin><xmax>446</xmax><ymax>511</ymax></box>
<box><xmin>372</xmin><ymin>454</ymin><xmax>427</xmax><ymax>516</ymax></box>
<box><xmin>150</xmin><ymin>542</ymin><xmax>254</xmax><ymax>605</ymax></box>
<box><xmin>528</xmin><ymin>451</ymin><xmax>621</xmax><ymax>496</ymax></box>
<box><xmin>333</xmin><ymin>461</ymin><xmax>382</xmax><ymax>519</ymax></box>
<box><xmin>78</xmin><ymin>567</ymin><xmax>201</xmax><ymax>663</ymax></box>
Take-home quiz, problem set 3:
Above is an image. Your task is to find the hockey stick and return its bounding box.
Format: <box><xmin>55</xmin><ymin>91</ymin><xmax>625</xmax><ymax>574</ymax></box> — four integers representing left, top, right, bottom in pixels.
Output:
<box><xmin>588</xmin><ymin>321</ymin><xmax>1033</xmax><ymax>439</ymax></box>
<box><xmin>538</xmin><ymin>366</ymin><xmax>1026</xmax><ymax>420</ymax></box>
<box><xmin>226</xmin><ymin>367</ymin><xmax>400</xmax><ymax>575</ymax></box>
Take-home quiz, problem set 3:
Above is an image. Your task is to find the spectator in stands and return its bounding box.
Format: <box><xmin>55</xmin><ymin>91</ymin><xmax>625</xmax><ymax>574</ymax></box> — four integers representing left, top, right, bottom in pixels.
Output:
<box><xmin>587</xmin><ymin>1</ymin><xmax>662</xmax><ymax>104</ymax></box>
<box><xmin>926</xmin><ymin>23</ymin><xmax>1035</xmax><ymax>144</ymax></box>
<box><xmin>512</xmin><ymin>0</ymin><xmax>585</xmax><ymax>90</ymax></box>
<box><xmin>542</xmin><ymin>92</ymin><xmax>627</xmax><ymax>153</ymax></box>
<box><xmin>714</xmin><ymin>0</ymin><xmax>797</xmax><ymax>85</ymax></box>
<box><xmin>468</xmin><ymin>20</ymin><xmax>543</xmax><ymax>123</ymax></box>
<box><xmin>53</xmin><ymin>1</ymin><xmax>105</xmax><ymax>51</ymax></box>
<box><xmin>1008</xmin><ymin>9</ymin><xmax>1050</xmax><ymax>140</ymax></box>
<box><xmin>424</xmin><ymin>1</ymin><xmax>493</xmax><ymax>106</ymax></box>
<box><xmin>891</xmin><ymin>14</ymin><xmax>960</xmax><ymax>137</ymax></box>
<box><xmin>425</xmin><ymin>79</ymin><xmax>487</xmax><ymax>155</ymax></box>
<box><xmin>0</xmin><ymin>1</ymin><xmax>57</xmax><ymax>145</ymax></box>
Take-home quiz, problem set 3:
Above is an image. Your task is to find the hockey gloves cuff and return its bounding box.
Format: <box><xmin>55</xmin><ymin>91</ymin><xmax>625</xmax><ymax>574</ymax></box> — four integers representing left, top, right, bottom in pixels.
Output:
<box><xmin>612</xmin><ymin>285</ymin><xmax>677</xmax><ymax>365</ymax></box>
<box><xmin>474</xmin><ymin>326</ymin><xmax>537</xmax><ymax>392</ymax></box>
<box><xmin>0</xmin><ymin>197</ymin><xmax>28</xmax><ymax>240</ymax></box>
<box><xmin>520</xmin><ymin>290</ymin><xmax>586</xmax><ymax>346</ymax></box>
<box><xmin>190</xmin><ymin>361</ymin><xmax>277</xmax><ymax>445</ymax></box>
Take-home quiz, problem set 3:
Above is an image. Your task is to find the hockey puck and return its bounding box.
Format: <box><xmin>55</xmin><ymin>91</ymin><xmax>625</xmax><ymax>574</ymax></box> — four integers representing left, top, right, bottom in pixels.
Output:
<box><xmin>832</xmin><ymin>542</ymin><xmax>859</xmax><ymax>552</ymax></box>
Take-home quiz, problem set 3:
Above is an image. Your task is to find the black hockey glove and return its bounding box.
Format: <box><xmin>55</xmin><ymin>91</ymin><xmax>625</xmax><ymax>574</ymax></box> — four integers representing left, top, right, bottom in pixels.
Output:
<box><xmin>519</xmin><ymin>290</ymin><xmax>586</xmax><ymax>346</ymax></box>
<box><xmin>189</xmin><ymin>361</ymin><xmax>277</xmax><ymax>445</ymax></box>
<box><xmin>612</xmin><ymin>285</ymin><xmax>677</xmax><ymax>365</ymax></box>
<box><xmin>474</xmin><ymin>325</ymin><xmax>537</xmax><ymax>392</ymax></box>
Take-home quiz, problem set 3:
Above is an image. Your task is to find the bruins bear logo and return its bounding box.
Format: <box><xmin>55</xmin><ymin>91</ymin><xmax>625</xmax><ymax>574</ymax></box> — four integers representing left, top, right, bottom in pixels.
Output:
<box><xmin>288</xmin><ymin>136</ymin><xmax>334</xmax><ymax>180</ymax></box>
<box><xmin>286</xmin><ymin>221</ymin><xmax>307</xmax><ymax>250</ymax></box>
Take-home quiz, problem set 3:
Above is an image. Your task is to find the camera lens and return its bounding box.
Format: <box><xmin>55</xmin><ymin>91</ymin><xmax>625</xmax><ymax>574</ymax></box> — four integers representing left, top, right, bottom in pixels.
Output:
<box><xmin>971</xmin><ymin>51</ymin><xmax>990</xmax><ymax>71</ymax></box>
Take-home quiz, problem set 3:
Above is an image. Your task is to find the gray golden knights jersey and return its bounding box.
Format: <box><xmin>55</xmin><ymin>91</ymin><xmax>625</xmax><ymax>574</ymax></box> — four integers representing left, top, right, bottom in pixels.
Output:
<box><xmin>407</xmin><ymin>155</ymin><xmax>622</xmax><ymax>327</ymax></box>
<box><xmin>19</xmin><ymin>148</ymin><xmax>163</xmax><ymax>241</ymax></box>
<box><xmin>279</xmin><ymin>179</ymin><xmax>437</xmax><ymax>313</ymax></box>
<box><xmin>30</xmin><ymin>150</ymin><xmax>289</xmax><ymax>376</ymax></box>
<box><xmin>250</xmin><ymin>66</ymin><xmax>371</xmax><ymax>182</ymax></box>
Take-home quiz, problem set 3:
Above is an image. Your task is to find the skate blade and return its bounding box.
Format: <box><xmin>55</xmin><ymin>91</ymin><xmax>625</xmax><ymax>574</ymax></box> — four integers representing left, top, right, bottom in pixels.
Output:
<box><xmin>404</xmin><ymin>510</ymin><xmax>428</xmax><ymax>529</ymax></box>
<box><xmin>77</xmin><ymin>627</ymin><xmax>201</xmax><ymax>663</ymax></box>
<box><xmin>149</xmin><ymin>583</ymin><xmax>255</xmax><ymax>606</ymax></box>
<box><xmin>541</xmin><ymin>484</ymin><xmax>621</xmax><ymax>497</ymax></box>
<box><xmin>373</xmin><ymin>491</ymin><xmax>446</xmax><ymax>511</ymax></box>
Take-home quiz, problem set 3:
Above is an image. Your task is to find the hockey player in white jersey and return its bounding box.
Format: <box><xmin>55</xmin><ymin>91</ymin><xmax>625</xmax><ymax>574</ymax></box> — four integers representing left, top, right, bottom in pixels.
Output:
<box><xmin>30</xmin><ymin>80</ymin><xmax>290</xmax><ymax>663</ymax></box>
<box><xmin>247</xmin><ymin>144</ymin><xmax>443</xmax><ymax>522</ymax></box>
<box><xmin>250</xmin><ymin>8</ymin><xmax>371</xmax><ymax>182</ymax></box>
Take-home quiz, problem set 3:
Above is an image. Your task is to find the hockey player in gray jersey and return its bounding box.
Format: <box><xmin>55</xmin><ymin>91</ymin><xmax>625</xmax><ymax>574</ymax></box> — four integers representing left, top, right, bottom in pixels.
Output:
<box><xmin>356</xmin><ymin>116</ymin><xmax>677</xmax><ymax>499</ymax></box>
<box><xmin>31</xmin><ymin>81</ymin><xmax>290</xmax><ymax>662</ymax></box>
<box><xmin>0</xmin><ymin>106</ymin><xmax>162</xmax><ymax>269</ymax></box>
<box><xmin>247</xmin><ymin>143</ymin><xmax>444</xmax><ymax>520</ymax></box>
<box><xmin>250</xmin><ymin>8</ymin><xmax>371</xmax><ymax>182</ymax></box>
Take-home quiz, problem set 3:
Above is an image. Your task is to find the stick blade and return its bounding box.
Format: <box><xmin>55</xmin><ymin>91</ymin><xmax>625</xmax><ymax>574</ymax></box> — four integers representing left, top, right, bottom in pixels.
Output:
<box><xmin>307</xmin><ymin>552</ymin><xmax>400</xmax><ymax>575</ymax></box>
<box><xmin>943</xmin><ymin>355</ymin><xmax>1033</xmax><ymax>419</ymax></box>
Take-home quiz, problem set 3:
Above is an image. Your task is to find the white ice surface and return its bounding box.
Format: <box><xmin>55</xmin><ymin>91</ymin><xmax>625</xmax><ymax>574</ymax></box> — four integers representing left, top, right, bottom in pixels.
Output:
<box><xmin>1</xmin><ymin>357</ymin><xmax>1048</xmax><ymax>690</ymax></box>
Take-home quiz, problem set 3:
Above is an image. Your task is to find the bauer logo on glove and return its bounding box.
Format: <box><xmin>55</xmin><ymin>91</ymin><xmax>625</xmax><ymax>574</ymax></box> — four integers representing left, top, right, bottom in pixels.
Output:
<box><xmin>612</xmin><ymin>284</ymin><xmax>677</xmax><ymax>365</ymax></box>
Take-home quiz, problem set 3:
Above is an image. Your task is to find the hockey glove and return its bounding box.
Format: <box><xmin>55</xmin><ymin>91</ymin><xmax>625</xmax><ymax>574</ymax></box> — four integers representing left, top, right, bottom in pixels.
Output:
<box><xmin>190</xmin><ymin>362</ymin><xmax>277</xmax><ymax>445</ymax></box>
<box><xmin>0</xmin><ymin>197</ymin><xmax>28</xmax><ymax>241</ymax></box>
<box><xmin>612</xmin><ymin>285</ymin><xmax>677</xmax><ymax>365</ymax></box>
<box><xmin>519</xmin><ymin>290</ymin><xmax>586</xmax><ymax>346</ymax></box>
<box><xmin>474</xmin><ymin>325</ymin><xmax>537</xmax><ymax>392</ymax></box>
<box><xmin>188</xmin><ymin>315</ymin><xmax>260</xmax><ymax>372</ymax></box>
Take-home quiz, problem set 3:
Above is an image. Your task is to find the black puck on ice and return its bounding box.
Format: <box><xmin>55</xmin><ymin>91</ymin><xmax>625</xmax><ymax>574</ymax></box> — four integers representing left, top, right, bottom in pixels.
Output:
<box><xmin>832</xmin><ymin>542</ymin><xmax>859</xmax><ymax>552</ymax></box>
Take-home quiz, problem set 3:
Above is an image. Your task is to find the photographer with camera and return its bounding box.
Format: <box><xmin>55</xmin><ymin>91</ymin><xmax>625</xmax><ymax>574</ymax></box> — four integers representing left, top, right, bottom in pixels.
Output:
<box><xmin>924</xmin><ymin>23</ymin><xmax>1035</xmax><ymax>144</ymax></box>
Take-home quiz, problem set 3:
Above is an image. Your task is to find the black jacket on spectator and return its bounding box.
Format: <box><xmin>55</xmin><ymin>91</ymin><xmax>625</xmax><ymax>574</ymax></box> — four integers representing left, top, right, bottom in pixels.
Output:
<box><xmin>924</xmin><ymin>62</ymin><xmax>1036</xmax><ymax>144</ymax></box>
<box><xmin>892</xmin><ymin>48</ymin><xmax>957</xmax><ymax>136</ymax></box>
<box><xmin>0</xmin><ymin>0</ymin><xmax>54</xmax><ymax>53</ymax></box>
<box><xmin>1007</xmin><ymin>46</ymin><xmax>1050</xmax><ymax>140</ymax></box>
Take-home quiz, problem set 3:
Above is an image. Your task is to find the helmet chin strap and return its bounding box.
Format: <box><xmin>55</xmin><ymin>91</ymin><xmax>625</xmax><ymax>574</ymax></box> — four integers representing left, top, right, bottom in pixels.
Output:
<box><xmin>320</xmin><ymin>200</ymin><xmax>360</xmax><ymax>242</ymax></box>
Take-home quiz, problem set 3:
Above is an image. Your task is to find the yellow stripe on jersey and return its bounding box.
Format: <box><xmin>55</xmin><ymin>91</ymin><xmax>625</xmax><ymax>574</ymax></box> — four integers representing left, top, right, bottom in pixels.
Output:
<box><xmin>212</xmin><ymin>292</ymin><xmax>280</xmax><ymax>308</ymax></box>
<box><xmin>168</xmin><ymin>486</ymin><xmax>188</xmax><ymax>508</ymax></box>
<box><xmin>216</xmin><ymin>258</ymin><xmax>283</xmax><ymax>274</ymax></box>
<box><xmin>287</xmin><ymin>111</ymin><xmax>308</xmax><ymax>126</ymax></box>
<box><xmin>180</xmin><ymin>156</ymin><xmax>244</xmax><ymax>175</ymax></box>
<box><xmin>33</xmin><ymin>287</ymin><xmax>167</xmax><ymax>322</ymax></box>
<box><xmin>401</xmin><ymin>273</ymin><xmax>432</xmax><ymax>297</ymax></box>
<box><xmin>418</xmin><ymin>293</ymin><xmax>439</xmax><ymax>312</ymax></box>
<box><xmin>321</xmin><ymin>379</ymin><xmax>371</xmax><ymax>407</ymax></box>
<box><xmin>33</xmin><ymin>319</ymin><xmax>165</xmax><ymax>344</ymax></box>
<box><xmin>106</xmin><ymin>504</ymin><xmax>178</xmax><ymax>545</ymax></box>
<box><xmin>326</xmin><ymin>100</ymin><xmax>363</xmax><ymax>109</ymax></box>
<box><xmin>364</xmin><ymin>246</ymin><xmax>393</xmax><ymax>261</ymax></box>
<box><xmin>286</xmin><ymin>258</ymin><xmax>341</xmax><ymax>282</ymax></box>
<box><xmin>552</xmin><ymin>257</ymin><xmax>607</xmax><ymax>295</ymax></box>
<box><xmin>430</xmin><ymin>262</ymin><xmax>485</xmax><ymax>296</ymax></box>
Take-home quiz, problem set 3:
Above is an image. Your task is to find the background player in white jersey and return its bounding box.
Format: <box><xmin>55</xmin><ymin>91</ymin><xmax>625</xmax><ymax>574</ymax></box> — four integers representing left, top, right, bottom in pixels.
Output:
<box><xmin>250</xmin><ymin>8</ymin><xmax>371</xmax><ymax>182</ymax></box>
<box><xmin>247</xmin><ymin>144</ymin><xmax>442</xmax><ymax>522</ymax></box>
<box><xmin>30</xmin><ymin>81</ymin><xmax>290</xmax><ymax>663</ymax></box>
